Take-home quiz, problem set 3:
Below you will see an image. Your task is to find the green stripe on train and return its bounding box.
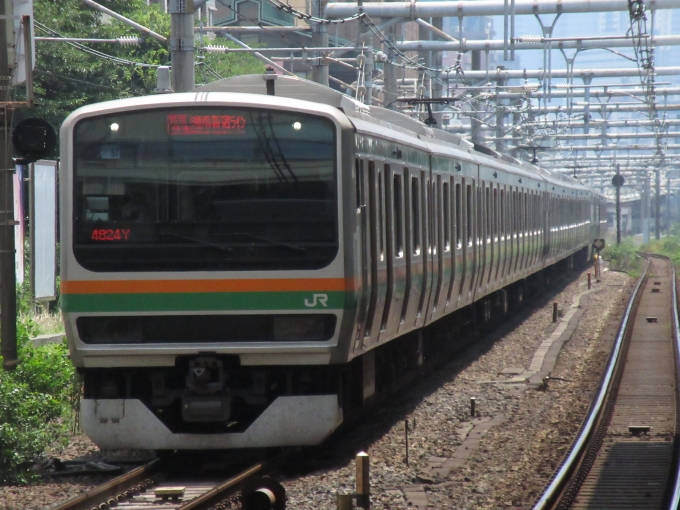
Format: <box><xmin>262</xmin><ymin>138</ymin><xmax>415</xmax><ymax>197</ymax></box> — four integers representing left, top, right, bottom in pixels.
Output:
<box><xmin>62</xmin><ymin>291</ymin><xmax>346</xmax><ymax>313</ymax></box>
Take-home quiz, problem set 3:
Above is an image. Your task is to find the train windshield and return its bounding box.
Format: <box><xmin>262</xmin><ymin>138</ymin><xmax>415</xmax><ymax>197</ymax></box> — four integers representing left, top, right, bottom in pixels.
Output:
<box><xmin>72</xmin><ymin>107</ymin><xmax>338</xmax><ymax>271</ymax></box>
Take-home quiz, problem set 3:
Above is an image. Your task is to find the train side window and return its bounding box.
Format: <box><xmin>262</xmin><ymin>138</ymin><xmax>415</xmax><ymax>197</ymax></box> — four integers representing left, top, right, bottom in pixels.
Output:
<box><xmin>355</xmin><ymin>159</ymin><xmax>363</xmax><ymax>209</ymax></box>
<box><xmin>513</xmin><ymin>190</ymin><xmax>518</xmax><ymax>238</ymax></box>
<box><xmin>411</xmin><ymin>176</ymin><xmax>421</xmax><ymax>255</ymax></box>
<box><xmin>455</xmin><ymin>182</ymin><xmax>462</xmax><ymax>248</ymax></box>
<box><xmin>486</xmin><ymin>186</ymin><xmax>491</xmax><ymax>242</ymax></box>
<box><xmin>466</xmin><ymin>183</ymin><xmax>472</xmax><ymax>247</ymax></box>
<box><xmin>500</xmin><ymin>189</ymin><xmax>504</xmax><ymax>240</ymax></box>
<box><xmin>443</xmin><ymin>181</ymin><xmax>451</xmax><ymax>251</ymax></box>
<box><xmin>394</xmin><ymin>174</ymin><xmax>404</xmax><ymax>258</ymax></box>
<box><xmin>378</xmin><ymin>168</ymin><xmax>385</xmax><ymax>261</ymax></box>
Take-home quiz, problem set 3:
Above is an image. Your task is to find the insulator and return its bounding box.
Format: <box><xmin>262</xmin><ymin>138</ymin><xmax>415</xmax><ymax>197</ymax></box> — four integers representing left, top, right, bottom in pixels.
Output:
<box><xmin>356</xmin><ymin>54</ymin><xmax>366</xmax><ymax>66</ymax></box>
<box><xmin>204</xmin><ymin>45</ymin><xmax>227</xmax><ymax>53</ymax></box>
<box><xmin>357</xmin><ymin>85</ymin><xmax>367</xmax><ymax>97</ymax></box>
<box><xmin>117</xmin><ymin>36</ymin><xmax>140</xmax><ymax>46</ymax></box>
<box><xmin>517</xmin><ymin>35</ymin><xmax>542</xmax><ymax>45</ymax></box>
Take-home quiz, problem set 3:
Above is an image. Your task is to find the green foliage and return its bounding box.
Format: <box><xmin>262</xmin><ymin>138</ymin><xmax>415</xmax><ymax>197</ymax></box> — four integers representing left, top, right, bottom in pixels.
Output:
<box><xmin>641</xmin><ymin>227</ymin><xmax>680</xmax><ymax>268</ymax></box>
<box><xmin>601</xmin><ymin>237</ymin><xmax>642</xmax><ymax>276</ymax></box>
<box><xmin>0</xmin><ymin>283</ymin><xmax>77</xmax><ymax>484</ymax></box>
<box><xmin>14</xmin><ymin>0</ymin><xmax>263</xmax><ymax>139</ymax></box>
<box><xmin>0</xmin><ymin>325</ymin><xmax>77</xmax><ymax>484</ymax></box>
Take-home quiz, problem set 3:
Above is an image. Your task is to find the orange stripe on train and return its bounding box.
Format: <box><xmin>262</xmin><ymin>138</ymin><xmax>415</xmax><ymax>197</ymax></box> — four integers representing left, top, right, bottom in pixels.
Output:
<box><xmin>61</xmin><ymin>278</ymin><xmax>347</xmax><ymax>294</ymax></box>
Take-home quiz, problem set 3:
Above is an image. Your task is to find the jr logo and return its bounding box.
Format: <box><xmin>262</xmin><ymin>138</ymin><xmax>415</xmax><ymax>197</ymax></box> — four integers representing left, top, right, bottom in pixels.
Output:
<box><xmin>305</xmin><ymin>293</ymin><xmax>329</xmax><ymax>308</ymax></box>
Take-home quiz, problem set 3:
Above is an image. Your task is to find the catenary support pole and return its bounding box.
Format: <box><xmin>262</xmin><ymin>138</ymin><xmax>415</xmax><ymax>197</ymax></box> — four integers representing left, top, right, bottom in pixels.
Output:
<box><xmin>170</xmin><ymin>0</ymin><xmax>195</xmax><ymax>92</ymax></box>
<box><xmin>311</xmin><ymin>0</ymin><xmax>329</xmax><ymax>86</ymax></box>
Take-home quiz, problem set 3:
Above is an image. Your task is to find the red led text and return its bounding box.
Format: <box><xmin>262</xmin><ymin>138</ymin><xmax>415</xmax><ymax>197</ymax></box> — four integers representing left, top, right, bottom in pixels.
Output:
<box><xmin>167</xmin><ymin>114</ymin><xmax>247</xmax><ymax>136</ymax></box>
<box><xmin>91</xmin><ymin>229</ymin><xmax>131</xmax><ymax>241</ymax></box>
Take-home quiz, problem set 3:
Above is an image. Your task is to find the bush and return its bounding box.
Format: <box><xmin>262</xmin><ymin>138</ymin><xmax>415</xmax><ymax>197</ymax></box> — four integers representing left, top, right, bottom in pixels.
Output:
<box><xmin>0</xmin><ymin>314</ymin><xmax>78</xmax><ymax>484</ymax></box>
<box><xmin>602</xmin><ymin>238</ymin><xmax>642</xmax><ymax>276</ymax></box>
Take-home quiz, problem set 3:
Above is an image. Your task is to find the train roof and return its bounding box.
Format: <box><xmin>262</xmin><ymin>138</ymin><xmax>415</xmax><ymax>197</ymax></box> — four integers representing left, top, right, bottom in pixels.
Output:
<box><xmin>197</xmin><ymin>74</ymin><xmax>591</xmax><ymax>194</ymax></box>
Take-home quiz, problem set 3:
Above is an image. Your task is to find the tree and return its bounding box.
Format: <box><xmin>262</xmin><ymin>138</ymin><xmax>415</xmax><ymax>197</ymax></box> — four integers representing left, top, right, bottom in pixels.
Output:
<box><xmin>14</xmin><ymin>0</ymin><xmax>262</xmax><ymax>134</ymax></box>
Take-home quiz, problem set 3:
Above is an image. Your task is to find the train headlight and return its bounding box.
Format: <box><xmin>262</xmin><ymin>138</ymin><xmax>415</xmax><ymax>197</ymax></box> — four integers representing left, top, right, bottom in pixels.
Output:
<box><xmin>292</xmin><ymin>121</ymin><xmax>302</xmax><ymax>131</ymax></box>
<box><xmin>109</xmin><ymin>122</ymin><xmax>120</xmax><ymax>132</ymax></box>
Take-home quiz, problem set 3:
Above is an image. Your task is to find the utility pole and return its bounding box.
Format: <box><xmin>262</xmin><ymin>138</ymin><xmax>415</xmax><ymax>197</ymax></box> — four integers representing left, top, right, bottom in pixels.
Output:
<box><xmin>0</xmin><ymin>1</ymin><xmax>17</xmax><ymax>369</ymax></box>
<box><xmin>170</xmin><ymin>0</ymin><xmax>195</xmax><ymax>92</ymax></box>
<box><xmin>311</xmin><ymin>0</ymin><xmax>329</xmax><ymax>86</ymax></box>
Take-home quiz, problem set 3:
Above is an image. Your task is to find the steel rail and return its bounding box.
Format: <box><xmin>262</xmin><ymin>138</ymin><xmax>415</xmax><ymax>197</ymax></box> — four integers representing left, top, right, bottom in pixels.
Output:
<box><xmin>667</xmin><ymin>258</ymin><xmax>680</xmax><ymax>509</ymax></box>
<box><xmin>178</xmin><ymin>462</ymin><xmax>265</xmax><ymax>509</ymax></box>
<box><xmin>532</xmin><ymin>258</ymin><xmax>650</xmax><ymax>510</ymax></box>
<box><xmin>50</xmin><ymin>459</ymin><xmax>161</xmax><ymax>510</ymax></box>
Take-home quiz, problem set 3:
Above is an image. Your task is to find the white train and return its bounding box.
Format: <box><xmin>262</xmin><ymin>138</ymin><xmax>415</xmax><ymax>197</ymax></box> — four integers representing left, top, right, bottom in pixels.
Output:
<box><xmin>59</xmin><ymin>74</ymin><xmax>607</xmax><ymax>450</ymax></box>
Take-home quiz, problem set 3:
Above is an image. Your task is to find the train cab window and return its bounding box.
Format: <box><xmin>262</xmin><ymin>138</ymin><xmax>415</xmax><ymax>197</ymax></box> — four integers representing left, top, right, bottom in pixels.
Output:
<box><xmin>411</xmin><ymin>176</ymin><xmax>421</xmax><ymax>255</ymax></box>
<box><xmin>443</xmin><ymin>181</ymin><xmax>451</xmax><ymax>251</ymax></box>
<box><xmin>394</xmin><ymin>174</ymin><xmax>404</xmax><ymax>258</ymax></box>
<box><xmin>455</xmin><ymin>183</ymin><xmax>462</xmax><ymax>249</ymax></box>
<box><xmin>72</xmin><ymin>106</ymin><xmax>337</xmax><ymax>272</ymax></box>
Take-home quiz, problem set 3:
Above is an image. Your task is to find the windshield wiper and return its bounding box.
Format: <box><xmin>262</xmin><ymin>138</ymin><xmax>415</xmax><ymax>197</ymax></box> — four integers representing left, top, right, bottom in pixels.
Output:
<box><xmin>232</xmin><ymin>232</ymin><xmax>305</xmax><ymax>252</ymax></box>
<box><xmin>160</xmin><ymin>232</ymin><xmax>234</xmax><ymax>253</ymax></box>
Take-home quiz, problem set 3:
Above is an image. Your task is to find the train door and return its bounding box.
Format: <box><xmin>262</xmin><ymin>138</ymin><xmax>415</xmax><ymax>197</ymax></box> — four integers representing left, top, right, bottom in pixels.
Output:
<box><xmin>465</xmin><ymin>180</ymin><xmax>477</xmax><ymax>305</ymax></box>
<box><xmin>542</xmin><ymin>192</ymin><xmax>550</xmax><ymax>262</ymax></box>
<box><xmin>493</xmin><ymin>186</ymin><xmax>501</xmax><ymax>285</ymax></box>
<box><xmin>364</xmin><ymin>161</ymin><xmax>387</xmax><ymax>347</ymax></box>
<box><xmin>429</xmin><ymin>173</ymin><xmax>445</xmax><ymax>322</ymax></box>
<box><xmin>353</xmin><ymin>158</ymin><xmax>371</xmax><ymax>351</ymax></box>
<box><xmin>398</xmin><ymin>168</ymin><xmax>421</xmax><ymax>333</ymax></box>
<box><xmin>441</xmin><ymin>176</ymin><xmax>455</xmax><ymax>316</ymax></box>
<box><xmin>486</xmin><ymin>184</ymin><xmax>495</xmax><ymax>290</ymax></box>
<box><xmin>415</xmin><ymin>169</ymin><xmax>431</xmax><ymax>329</ymax></box>
<box><xmin>379</xmin><ymin>164</ymin><xmax>397</xmax><ymax>341</ymax></box>
<box><xmin>454</xmin><ymin>178</ymin><xmax>466</xmax><ymax>307</ymax></box>
<box><xmin>499</xmin><ymin>187</ymin><xmax>508</xmax><ymax>282</ymax></box>
<box><xmin>387</xmin><ymin>169</ymin><xmax>407</xmax><ymax>337</ymax></box>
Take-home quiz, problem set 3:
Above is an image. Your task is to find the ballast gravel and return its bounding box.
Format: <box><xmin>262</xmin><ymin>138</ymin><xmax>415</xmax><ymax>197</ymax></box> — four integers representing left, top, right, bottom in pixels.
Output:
<box><xmin>0</xmin><ymin>267</ymin><xmax>632</xmax><ymax>510</ymax></box>
<box><xmin>275</xmin><ymin>267</ymin><xmax>632</xmax><ymax>510</ymax></box>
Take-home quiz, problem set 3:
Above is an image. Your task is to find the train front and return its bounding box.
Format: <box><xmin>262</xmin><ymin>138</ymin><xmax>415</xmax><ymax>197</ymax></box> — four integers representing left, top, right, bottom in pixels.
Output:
<box><xmin>60</xmin><ymin>93</ymin><xmax>354</xmax><ymax>450</ymax></box>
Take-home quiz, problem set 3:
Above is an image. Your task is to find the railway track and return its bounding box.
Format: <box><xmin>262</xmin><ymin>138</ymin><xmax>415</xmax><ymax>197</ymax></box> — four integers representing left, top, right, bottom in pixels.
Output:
<box><xmin>534</xmin><ymin>255</ymin><xmax>680</xmax><ymax>510</ymax></box>
<box><xmin>50</xmin><ymin>456</ymin><xmax>274</xmax><ymax>510</ymax></box>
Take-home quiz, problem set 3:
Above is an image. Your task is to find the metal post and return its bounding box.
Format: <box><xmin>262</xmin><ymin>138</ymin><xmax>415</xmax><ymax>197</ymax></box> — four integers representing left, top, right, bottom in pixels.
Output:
<box><xmin>365</xmin><ymin>39</ymin><xmax>374</xmax><ymax>106</ymax></box>
<box><xmin>583</xmin><ymin>76</ymin><xmax>592</xmax><ymax>134</ymax></box>
<box><xmin>666</xmin><ymin>175</ymin><xmax>671</xmax><ymax>231</ymax></box>
<box><xmin>643</xmin><ymin>173</ymin><xmax>650</xmax><ymax>244</ymax></box>
<box><xmin>552</xmin><ymin>302</ymin><xmax>558</xmax><ymax>322</ymax></box>
<box><xmin>616</xmin><ymin>179</ymin><xmax>622</xmax><ymax>245</ymax></box>
<box><xmin>0</xmin><ymin>0</ymin><xmax>17</xmax><ymax>370</ymax></box>
<box><xmin>470</xmin><ymin>51</ymin><xmax>483</xmax><ymax>145</ymax></box>
<box><xmin>170</xmin><ymin>0</ymin><xmax>195</xmax><ymax>92</ymax></box>
<box><xmin>495</xmin><ymin>66</ymin><xmax>506</xmax><ymax>153</ymax></box>
<box><xmin>655</xmin><ymin>168</ymin><xmax>661</xmax><ymax>240</ymax></box>
<box><xmin>22</xmin><ymin>16</ymin><xmax>33</xmax><ymax>108</ymax></box>
<box><xmin>404</xmin><ymin>420</ymin><xmax>409</xmax><ymax>466</ymax></box>
<box><xmin>311</xmin><ymin>0</ymin><xmax>329</xmax><ymax>86</ymax></box>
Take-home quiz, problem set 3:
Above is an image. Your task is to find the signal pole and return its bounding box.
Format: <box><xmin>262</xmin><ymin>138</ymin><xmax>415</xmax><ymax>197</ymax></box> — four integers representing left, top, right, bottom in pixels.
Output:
<box><xmin>0</xmin><ymin>1</ymin><xmax>18</xmax><ymax>369</ymax></box>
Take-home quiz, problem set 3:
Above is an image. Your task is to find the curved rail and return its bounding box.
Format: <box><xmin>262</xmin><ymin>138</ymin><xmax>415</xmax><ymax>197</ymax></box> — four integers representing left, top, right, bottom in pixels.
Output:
<box><xmin>532</xmin><ymin>258</ymin><xmax>650</xmax><ymax>510</ymax></box>
<box><xmin>667</xmin><ymin>257</ymin><xmax>680</xmax><ymax>509</ymax></box>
